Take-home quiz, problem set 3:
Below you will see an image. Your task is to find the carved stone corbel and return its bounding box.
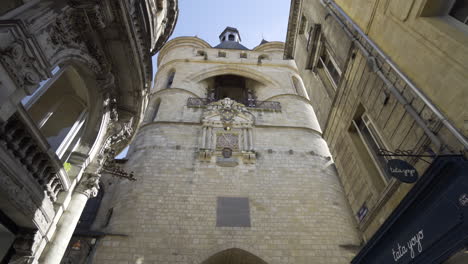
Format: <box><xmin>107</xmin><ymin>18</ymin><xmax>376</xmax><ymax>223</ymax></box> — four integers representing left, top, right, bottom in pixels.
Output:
<box><xmin>75</xmin><ymin>173</ymin><xmax>100</xmax><ymax>198</ymax></box>
<box><xmin>9</xmin><ymin>230</ymin><xmax>42</xmax><ymax>264</ymax></box>
<box><xmin>95</xmin><ymin>118</ymin><xmax>136</xmax><ymax>181</ymax></box>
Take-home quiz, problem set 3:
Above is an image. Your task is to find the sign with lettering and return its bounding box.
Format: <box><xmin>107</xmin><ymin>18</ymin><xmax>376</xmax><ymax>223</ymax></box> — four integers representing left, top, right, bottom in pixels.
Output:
<box><xmin>386</xmin><ymin>159</ymin><xmax>418</xmax><ymax>183</ymax></box>
<box><xmin>351</xmin><ymin>157</ymin><xmax>468</xmax><ymax>264</ymax></box>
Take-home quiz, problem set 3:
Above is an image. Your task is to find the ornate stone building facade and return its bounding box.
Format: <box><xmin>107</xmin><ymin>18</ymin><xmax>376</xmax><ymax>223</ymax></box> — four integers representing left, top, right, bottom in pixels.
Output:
<box><xmin>90</xmin><ymin>28</ymin><xmax>360</xmax><ymax>263</ymax></box>
<box><xmin>286</xmin><ymin>0</ymin><xmax>468</xmax><ymax>263</ymax></box>
<box><xmin>0</xmin><ymin>0</ymin><xmax>177</xmax><ymax>263</ymax></box>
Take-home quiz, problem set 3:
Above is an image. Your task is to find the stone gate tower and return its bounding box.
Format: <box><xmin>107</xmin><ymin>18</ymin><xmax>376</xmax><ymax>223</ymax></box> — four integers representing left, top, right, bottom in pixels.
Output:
<box><xmin>93</xmin><ymin>27</ymin><xmax>360</xmax><ymax>264</ymax></box>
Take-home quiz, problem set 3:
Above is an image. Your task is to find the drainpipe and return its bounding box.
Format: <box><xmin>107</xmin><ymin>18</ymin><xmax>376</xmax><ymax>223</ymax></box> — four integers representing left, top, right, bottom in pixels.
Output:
<box><xmin>322</xmin><ymin>0</ymin><xmax>467</xmax><ymax>152</ymax></box>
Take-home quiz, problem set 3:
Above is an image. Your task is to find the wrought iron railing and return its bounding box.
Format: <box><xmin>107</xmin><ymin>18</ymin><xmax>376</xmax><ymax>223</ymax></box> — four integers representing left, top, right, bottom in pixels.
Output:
<box><xmin>187</xmin><ymin>98</ymin><xmax>281</xmax><ymax>111</ymax></box>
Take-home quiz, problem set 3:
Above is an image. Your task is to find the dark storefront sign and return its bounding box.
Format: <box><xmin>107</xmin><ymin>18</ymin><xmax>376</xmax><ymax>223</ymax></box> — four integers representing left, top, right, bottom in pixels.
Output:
<box><xmin>352</xmin><ymin>156</ymin><xmax>468</xmax><ymax>264</ymax></box>
<box><xmin>386</xmin><ymin>159</ymin><xmax>418</xmax><ymax>183</ymax></box>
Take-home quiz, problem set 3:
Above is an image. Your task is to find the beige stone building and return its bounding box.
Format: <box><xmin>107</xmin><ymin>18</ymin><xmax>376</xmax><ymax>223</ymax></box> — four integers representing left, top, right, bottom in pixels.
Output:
<box><xmin>285</xmin><ymin>0</ymin><xmax>468</xmax><ymax>263</ymax></box>
<box><xmin>89</xmin><ymin>27</ymin><xmax>361</xmax><ymax>263</ymax></box>
<box><xmin>0</xmin><ymin>0</ymin><xmax>177</xmax><ymax>263</ymax></box>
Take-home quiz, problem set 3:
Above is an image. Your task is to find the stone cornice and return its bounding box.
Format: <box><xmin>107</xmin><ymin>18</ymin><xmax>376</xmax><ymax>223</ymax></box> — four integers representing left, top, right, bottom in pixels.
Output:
<box><xmin>284</xmin><ymin>0</ymin><xmax>302</xmax><ymax>60</ymax></box>
<box><xmin>151</xmin><ymin>0</ymin><xmax>179</xmax><ymax>55</ymax></box>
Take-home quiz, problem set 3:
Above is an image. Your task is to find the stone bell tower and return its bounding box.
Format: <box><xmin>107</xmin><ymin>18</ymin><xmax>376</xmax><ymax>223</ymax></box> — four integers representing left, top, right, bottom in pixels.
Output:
<box><xmin>92</xmin><ymin>27</ymin><xmax>360</xmax><ymax>264</ymax></box>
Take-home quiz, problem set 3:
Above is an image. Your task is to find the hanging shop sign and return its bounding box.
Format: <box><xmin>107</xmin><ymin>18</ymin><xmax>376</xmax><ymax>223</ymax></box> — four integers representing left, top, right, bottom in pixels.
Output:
<box><xmin>386</xmin><ymin>159</ymin><xmax>418</xmax><ymax>183</ymax></box>
<box><xmin>352</xmin><ymin>156</ymin><xmax>468</xmax><ymax>264</ymax></box>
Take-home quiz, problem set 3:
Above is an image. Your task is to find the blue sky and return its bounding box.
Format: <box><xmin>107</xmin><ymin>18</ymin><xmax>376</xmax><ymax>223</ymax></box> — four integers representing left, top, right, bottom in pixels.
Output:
<box><xmin>151</xmin><ymin>0</ymin><xmax>291</xmax><ymax>76</ymax></box>
<box><xmin>117</xmin><ymin>0</ymin><xmax>291</xmax><ymax>158</ymax></box>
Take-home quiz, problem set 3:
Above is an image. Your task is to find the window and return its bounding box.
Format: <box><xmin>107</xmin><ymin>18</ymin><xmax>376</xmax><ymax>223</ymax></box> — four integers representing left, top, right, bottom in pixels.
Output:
<box><xmin>299</xmin><ymin>15</ymin><xmax>308</xmax><ymax>34</ymax></box>
<box><xmin>25</xmin><ymin>66</ymin><xmax>87</xmax><ymax>160</ymax></box>
<box><xmin>216</xmin><ymin>197</ymin><xmax>250</xmax><ymax>227</ymax></box>
<box><xmin>450</xmin><ymin>0</ymin><xmax>468</xmax><ymax>24</ymax></box>
<box><xmin>228</xmin><ymin>34</ymin><xmax>235</xmax><ymax>41</ymax></box>
<box><xmin>196</xmin><ymin>50</ymin><xmax>205</xmax><ymax>56</ymax></box>
<box><xmin>349</xmin><ymin>106</ymin><xmax>391</xmax><ymax>192</ymax></box>
<box><xmin>22</xmin><ymin>66</ymin><xmax>61</xmax><ymax>107</ymax></box>
<box><xmin>167</xmin><ymin>71</ymin><xmax>175</xmax><ymax>87</ymax></box>
<box><xmin>218</xmin><ymin>51</ymin><xmax>226</xmax><ymax>57</ymax></box>
<box><xmin>305</xmin><ymin>24</ymin><xmax>321</xmax><ymax>69</ymax></box>
<box><xmin>317</xmin><ymin>45</ymin><xmax>342</xmax><ymax>88</ymax></box>
<box><xmin>240</xmin><ymin>52</ymin><xmax>247</xmax><ymax>59</ymax></box>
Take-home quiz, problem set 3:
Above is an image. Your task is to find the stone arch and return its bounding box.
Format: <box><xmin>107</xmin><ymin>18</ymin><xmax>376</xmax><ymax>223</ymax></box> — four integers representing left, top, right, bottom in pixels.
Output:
<box><xmin>186</xmin><ymin>65</ymin><xmax>278</xmax><ymax>88</ymax></box>
<box><xmin>49</xmin><ymin>49</ymin><xmax>103</xmax><ymax>76</ymax></box>
<box><xmin>200</xmin><ymin>248</ymin><xmax>268</xmax><ymax>264</ymax></box>
<box><xmin>195</xmin><ymin>246</ymin><xmax>268</xmax><ymax>264</ymax></box>
<box><xmin>166</xmin><ymin>68</ymin><xmax>176</xmax><ymax>88</ymax></box>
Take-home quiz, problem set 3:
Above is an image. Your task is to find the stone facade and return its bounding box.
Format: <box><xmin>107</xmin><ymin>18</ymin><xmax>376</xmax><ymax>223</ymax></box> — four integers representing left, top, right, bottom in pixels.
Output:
<box><xmin>285</xmin><ymin>0</ymin><xmax>467</xmax><ymax>252</ymax></box>
<box><xmin>0</xmin><ymin>1</ymin><xmax>177</xmax><ymax>263</ymax></box>
<box><xmin>91</xmin><ymin>32</ymin><xmax>360</xmax><ymax>263</ymax></box>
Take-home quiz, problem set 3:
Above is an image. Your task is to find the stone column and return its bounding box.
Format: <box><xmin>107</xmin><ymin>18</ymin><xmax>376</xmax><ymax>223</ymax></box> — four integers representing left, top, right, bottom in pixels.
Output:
<box><xmin>39</xmin><ymin>174</ymin><xmax>99</xmax><ymax>264</ymax></box>
<box><xmin>248</xmin><ymin>128</ymin><xmax>254</xmax><ymax>151</ymax></box>
<box><xmin>242</xmin><ymin>128</ymin><xmax>249</xmax><ymax>151</ymax></box>
<box><xmin>206</xmin><ymin>127</ymin><xmax>212</xmax><ymax>150</ymax></box>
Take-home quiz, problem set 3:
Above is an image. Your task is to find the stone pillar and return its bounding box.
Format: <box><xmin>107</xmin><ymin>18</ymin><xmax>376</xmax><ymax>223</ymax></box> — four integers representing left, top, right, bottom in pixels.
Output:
<box><xmin>243</xmin><ymin>129</ymin><xmax>248</xmax><ymax>151</ymax></box>
<box><xmin>39</xmin><ymin>174</ymin><xmax>99</xmax><ymax>264</ymax></box>
<box><xmin>248</xmin><ymin>128</ymin><xmax>254</xmax><ymax>151</ymax></box>
<box><xmin>206</xmin><ymin>127</ymin><xmax>212</xmax><ymax>150</ymax></box>
<box><xmin>201</xmin><ymin>126</ymin><xmax>207</xmax><ymax>149</ymax></box>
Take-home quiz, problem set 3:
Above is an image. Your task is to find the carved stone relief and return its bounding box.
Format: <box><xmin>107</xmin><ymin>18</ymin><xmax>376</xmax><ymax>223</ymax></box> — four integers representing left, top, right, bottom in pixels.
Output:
<box><xmin>199</xmin><ymin>98</ymin><xmax>256</xmax><ymax>165</ymax></box>
<box><xmin>9</xmin><ymin>229</ymin><xmax>42</xmax><ymax>264</ymax></box>
<box><xmin>0</xmin><ymin>40</ymin><xmax>46</xmax><ymax>95</ymax></box>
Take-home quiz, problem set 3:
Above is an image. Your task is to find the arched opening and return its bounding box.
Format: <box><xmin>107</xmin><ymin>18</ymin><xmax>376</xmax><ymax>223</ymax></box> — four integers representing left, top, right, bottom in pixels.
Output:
<box><xmin>201</xmin><ymin>248</ymin><xmax>268</xmax><ymax>264</ymax></box>
<box><xmin>167</xmin><ymin>70</ymin><xmax>175</xmax><ymax>88</ymax></box>
<box><xmin>228</xmin><ymin>34</ymin><xmax>235</xmax><ymax>41</ymax></box>
<box><xmin>24</xmin><ymin>66</ymin><xmax>88</xmax><ymax>162</ymax></box>
<box><xmin>204</xmin><ymin>74</ymin><xmax>260</xmax><ymax>106</ymax></box>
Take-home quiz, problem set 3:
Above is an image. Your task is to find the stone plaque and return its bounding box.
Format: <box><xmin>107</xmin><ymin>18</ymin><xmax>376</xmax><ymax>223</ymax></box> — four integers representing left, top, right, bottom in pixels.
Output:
<box><xmin>216</xmin><ymin>133</ymin><xmax>239</xmax><ymax>150</ymax></box>
<box><xmin>216</xmin><ymin>197</ymin><xmax>250</xmax><ymax>227</ymax></box>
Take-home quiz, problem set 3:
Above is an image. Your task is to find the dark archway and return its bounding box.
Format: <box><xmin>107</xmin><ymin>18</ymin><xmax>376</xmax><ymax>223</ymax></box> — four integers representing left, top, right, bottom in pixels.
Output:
<box><xmin>214</xmin><ymin>75</ymin><xmax>247</xmax><ymax>104</ymax></box>
<box><xmin>201</xmin><ymin>248</ymin><xmax>268</xmax><ymax>264</ymax></box>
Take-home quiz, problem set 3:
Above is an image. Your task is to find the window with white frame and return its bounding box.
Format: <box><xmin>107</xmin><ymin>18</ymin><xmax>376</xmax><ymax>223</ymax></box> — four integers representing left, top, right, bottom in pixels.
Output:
<box><xmin>317</xmin><ymin>46</ymin><xmax>342</xmax><ymax>88</ymax></box>
<box><xmin>352</xmin><ymin>113</ymin><xmax>391</xmax><ymax>182</ymax></box>
<box><xmin>24</xmin><ymin>66</ymin><xmax>88</xmax><ymax>161</ymax></box>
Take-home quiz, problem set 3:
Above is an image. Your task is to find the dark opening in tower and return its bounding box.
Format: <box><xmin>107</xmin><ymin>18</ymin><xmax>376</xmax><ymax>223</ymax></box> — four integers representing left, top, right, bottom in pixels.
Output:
<box><xmin>214</xmin><ymin>75</ymin><xmax>247</xmax><ymax>104</ymax></box>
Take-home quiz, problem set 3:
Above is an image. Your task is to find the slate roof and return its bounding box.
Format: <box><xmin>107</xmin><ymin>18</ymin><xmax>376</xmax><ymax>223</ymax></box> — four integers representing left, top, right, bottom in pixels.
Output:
<box><xmin>214</xmin><ymin>41</ymin><xmax>249</xmax><ymax>50</ymax></box>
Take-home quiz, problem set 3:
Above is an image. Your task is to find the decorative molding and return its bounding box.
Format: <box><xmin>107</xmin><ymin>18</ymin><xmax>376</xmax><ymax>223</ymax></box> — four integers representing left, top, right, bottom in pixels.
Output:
<box><xmin>284</xmin><ymin>0</ymin><xmax>302</xmax><ymax>59</ymax></box>
<box><xmin>0</xmin><ymin>168</ymin><xmax>50</xmax><ymax>233</ymax></box>
<box><xmin>9</xmin><ymin>229</ymin><xmax>42</xmax><ymax>264</ymax></box>
<box><xmin>75</xmin><ymin>173</ymin><xmax>100</xmax><ymax>198</ymax></box>
<box><xmin>0</xmin><ymin>114</ymin><xmax>65</xmax><ymax>203</ymax></box>
<box><xmin>187</xmin><ymin>97</ymin><xmax>281</xmax><ymax>112</ymax></box>
<box><xmin>198</xmin><ymin>98</ymin><xmax>256</xmax><ymax>164</ymax></box>
<box><xmin>0</xmin><ymin>40</ymin><xmax>47</xmax><ymax>95</ymax></box>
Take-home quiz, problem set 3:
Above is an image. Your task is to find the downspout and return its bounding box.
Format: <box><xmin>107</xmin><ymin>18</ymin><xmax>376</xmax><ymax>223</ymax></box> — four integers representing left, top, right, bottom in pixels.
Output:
<box><xmin>321</xmin><ymin>0</ymin><xmax>468</xmax><ymax>152</ymax></box>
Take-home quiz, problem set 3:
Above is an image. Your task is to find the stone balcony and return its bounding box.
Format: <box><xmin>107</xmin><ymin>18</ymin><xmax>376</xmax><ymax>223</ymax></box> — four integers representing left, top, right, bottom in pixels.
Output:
<box><xmin>187</xmin><ymin>97</ymin><xmax>282</xmax><ymax>111</ymax></box>
<box><xmin>0</xmin><ymin>107</ymin><xmax>70</xmax><ymax>205</ymax></box>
